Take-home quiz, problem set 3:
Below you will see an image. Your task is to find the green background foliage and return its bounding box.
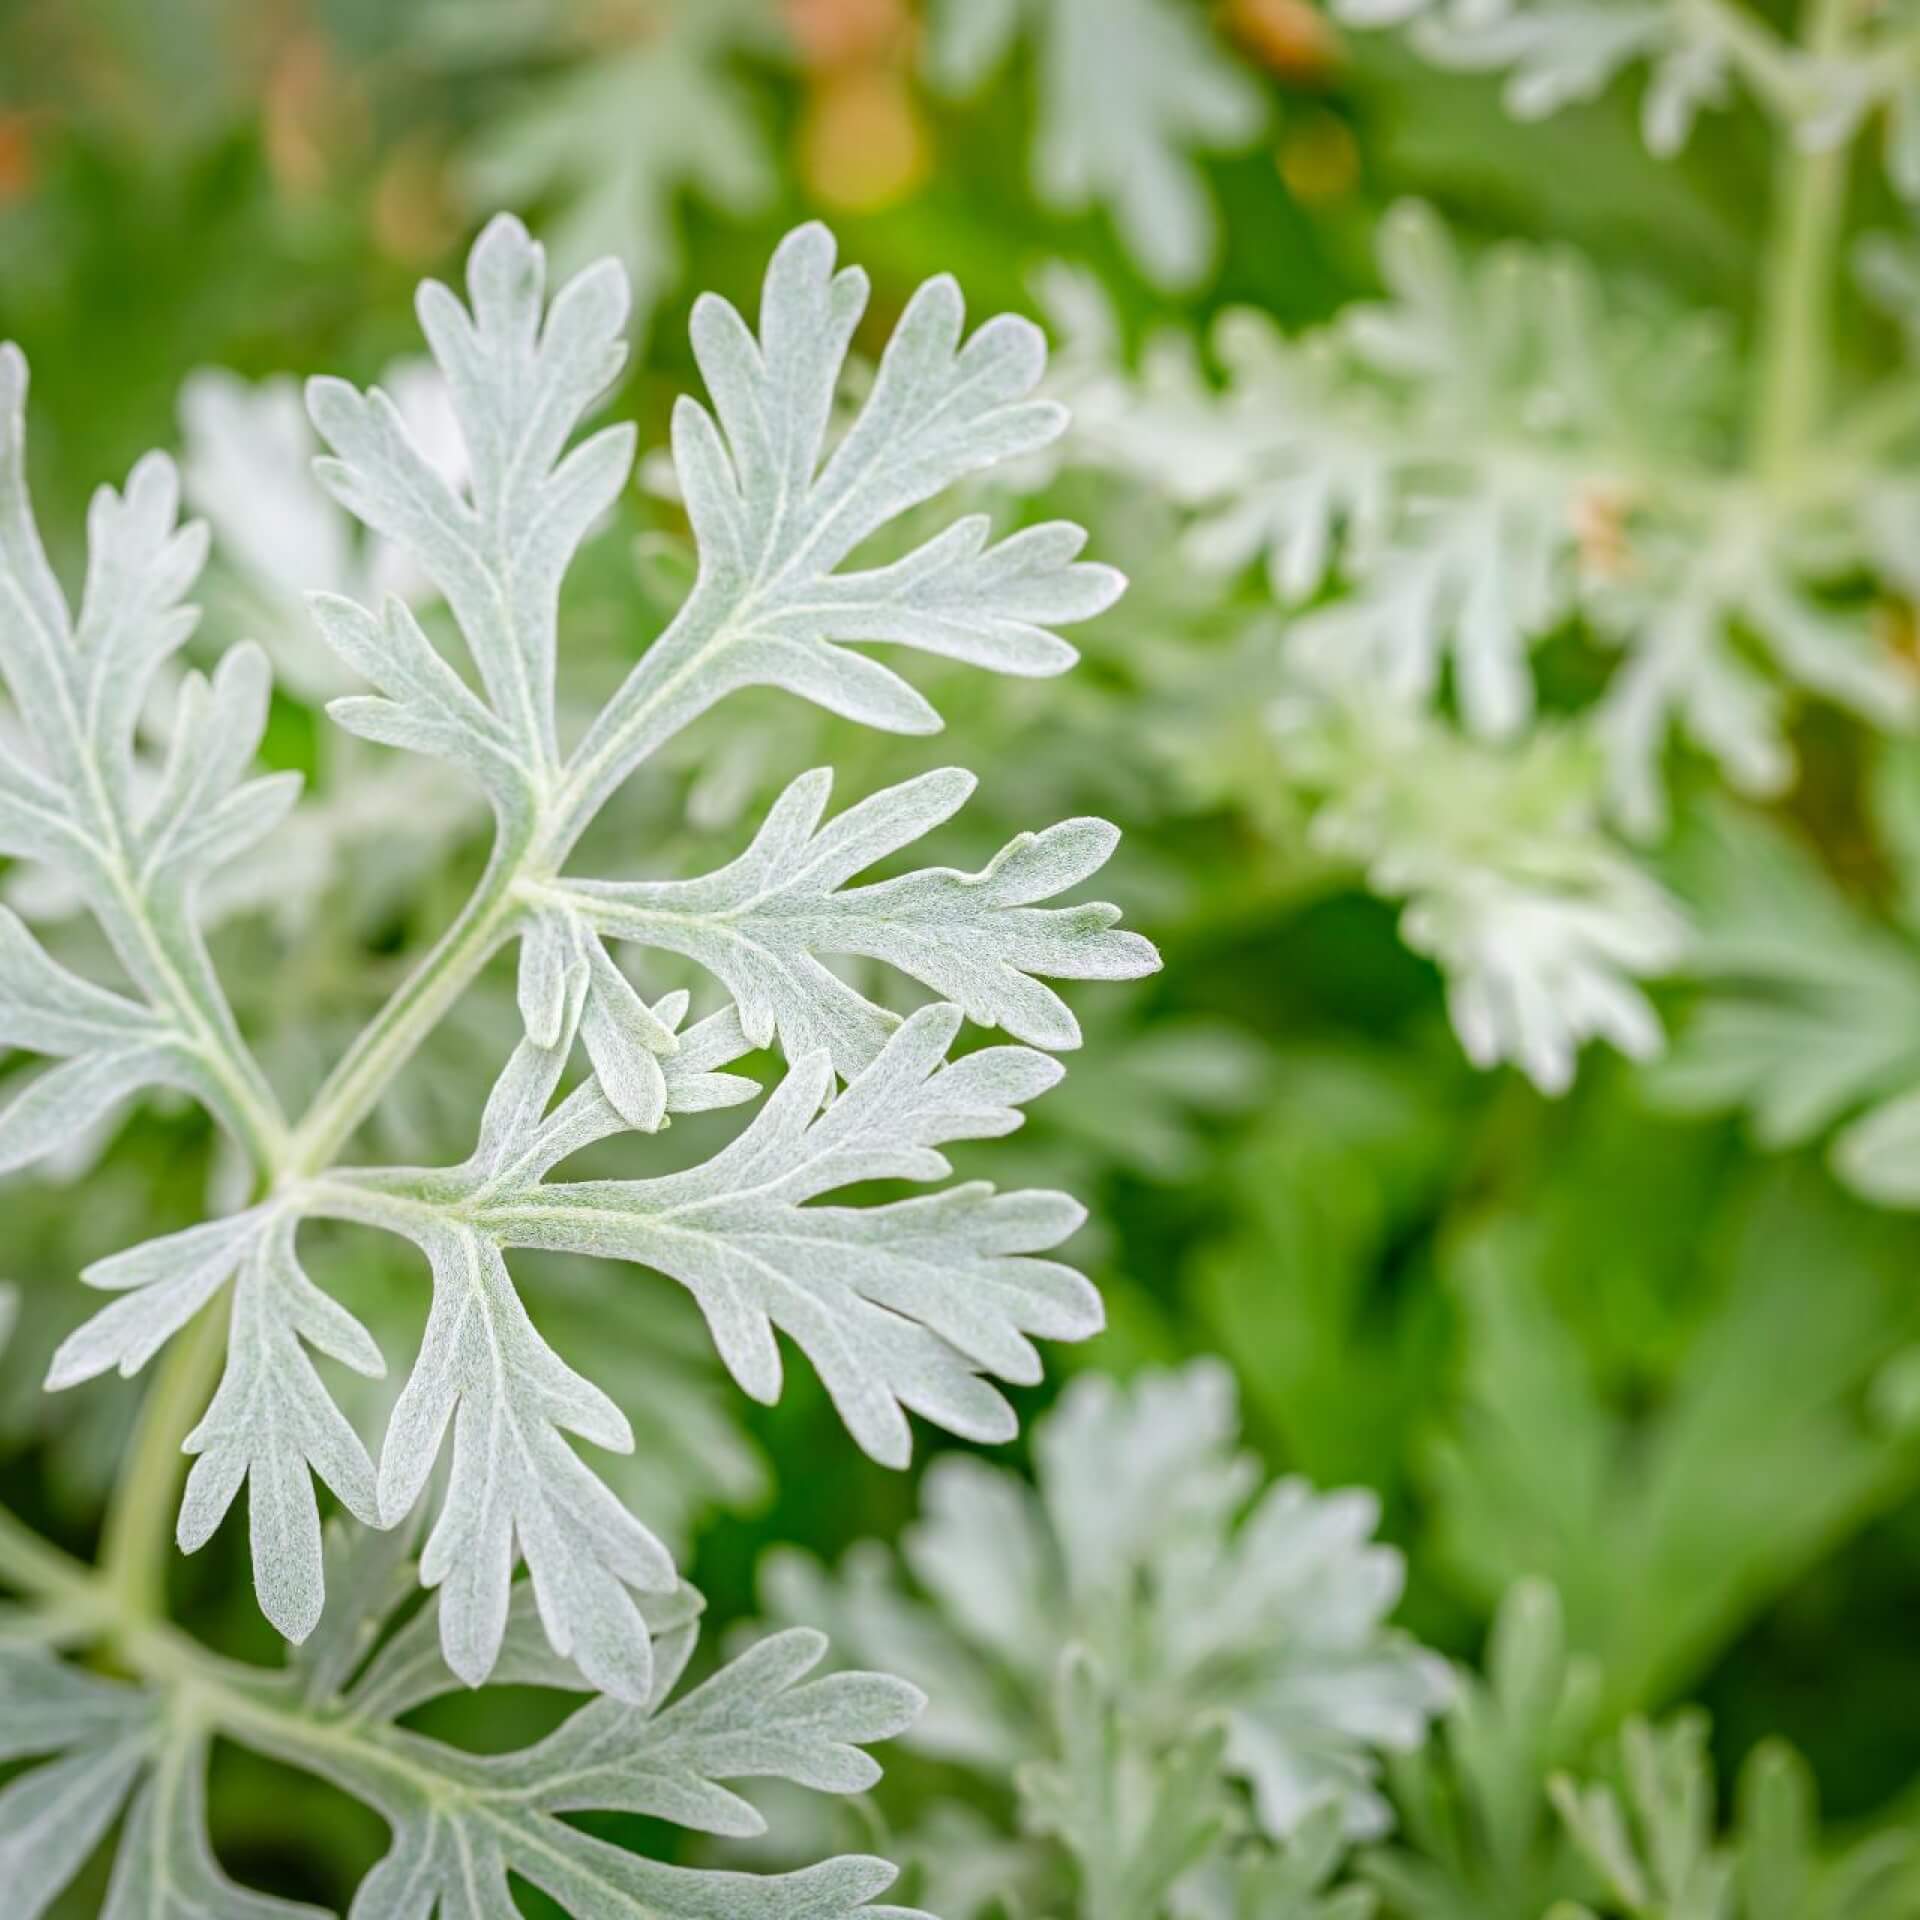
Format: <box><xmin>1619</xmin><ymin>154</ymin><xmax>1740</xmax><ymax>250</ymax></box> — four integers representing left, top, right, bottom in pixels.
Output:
<box><xmin>5</xmin><ymin>0</ymin><xmax>1920</xmax><ymax>1913</ymax></box>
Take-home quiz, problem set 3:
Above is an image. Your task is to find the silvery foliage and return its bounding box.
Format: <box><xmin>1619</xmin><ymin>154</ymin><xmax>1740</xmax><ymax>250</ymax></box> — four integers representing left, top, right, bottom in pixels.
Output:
<box><xmin>763</xmin><ymin>1361</ymin><xmax>1453</xmax><ymax>1916</ymax></box>
<box><xmin>4</xmin><ymin>361</ymin><xmax>464</xmax><ymax>935</ymax></box>
<box><xmin>1018</xmin><ymin>185</ymin><xmax>1920</xmax><ymax>1092</ymax></box>
<box><xmin>1273</xmin><ymin>691</ymin><xmax>1687</xmax><ymax>1095</ymax></box>
<box><xmin>1332</xmin><ymin>0</ymin><xmax>1920</xmax><ymax>187</ymax></box>
<box><xmin>539</xmin><ymin>764</ymin><xmax>1139</xmax><ymax>1074</ymax></box>
<box><xmin>317</xmin><ymin>1200</ymin><xmax>773</xmax><ymax>1564</ymax></box>
<box><xmin>923</xmin><ymin>0</ymin><xmax>1267</xmax><ymax>290</ymax></box>
<box><xmin>1334</xmin><ymin>0</ymin><xmax>1738</xmax><ymax>155</ymax></box>
<box><xmin>0</xmin><ymin>1551</ymin><xmax>935</xmax><ymax>1920</ymax></box>
<box><xmin>1047</xmin><ymin>202</ymin><xmax>1915</xmax><ymax>836</ymax></box>
<box><xmin>0</xmin><ymin>346</ymin><xmax>297</xmax><ymax>1176</ymax></box>
<box><xmin>295</xmin><ymin>997</ymin><xmax>1102</xmax><ymax>1699</ymax></box>
<box><xmin>447</xmin><ymin>0</ymin><xmax>780</xmax><ymax>322</ymax></box>
<box><xmin>180</xmin><ymin>358</ymin><xmax>466</xmax><ymax>701</ymax></box>
<box><xmin>177</xmin><ymin>363</ymin><xmax>485</xmax><ymax>937</ymax></box>
<box><xmin>9</xmin><ymin>213</ymin><xmax>1149</xmax><ymax>1754</ymax></box>
<box><xmin>1027</xmin><ymin>258</ymin><xmax>1688</xmax><ymax>1094</ymax></box>
<box><xmin>0</xmin><ymin>1646</ymin><xmax>180</xmax><ymax>1920</ymax></box>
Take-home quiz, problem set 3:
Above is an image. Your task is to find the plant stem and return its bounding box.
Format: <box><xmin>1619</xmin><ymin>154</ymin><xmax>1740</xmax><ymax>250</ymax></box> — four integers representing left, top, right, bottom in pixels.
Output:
<box><xmin>283</xmin><ymin>834</ymin><xmax>531</xmax><ymax>1177</ymax></box>
<box><xmin>90</xmin><ymin>858</ymin><xmax>291</xmax><ymax>1175</ymax></box>
<box><xmin>2</xmin><ymin>1489</ymin><xmax>581</xmax><ymax>1849</ymax></box>
<box><xmin>1751</xmin><ymin>0</ymin><xmax>1861</xmax><ymax>483</ymax></box>
<box><xmin>97</xmin><ymin>1294</ymin><xmax>229</xmax><ymax>1621</ymax></box>
<box><xmin>1683</xmin><ymin>0</ymin><xmax>1805</xmax><ymax>115</ymax></box>
<box><xmin>283</xmin><ymin>577</ymin><xmax>769</xmax><ymax>1177</ymax></box>
<box><xmin>94</xmin><ymin>840</ymin><xmax>535</xmax><ymax>1628</ymax></box>
<box><xmin>89</xmin><ymin>350</ymin><xmax>778</xmax><ymax>1642</ymax></box>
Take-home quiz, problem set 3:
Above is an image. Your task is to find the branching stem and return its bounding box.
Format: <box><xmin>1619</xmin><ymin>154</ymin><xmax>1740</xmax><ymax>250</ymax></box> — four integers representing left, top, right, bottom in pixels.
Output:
<box><xmin>281</xmin><ymin>577</ymin><xmax>765</xmax><ymax>1177</ymax></box>
<box><xmin>283</xmin><ymin>829</ymin><xmax>534</xmax><ymax>1178</ymax></box>
<box><xmin>1681</xmin><ymin>0</ymin><xmax>1805</xmax><ymax>115</ymax></box>
<box><xmin>1751</xmin><ymin>0</ymin><xmax>1863</xmax><ymax>484</ymax></box>
<box><xmin>97</xmin><ymin>1294</ymin><xmax>232</xmax><ymax>1622</ymax></box>
<box><xmin>91</xmin><ymin>539</ymin><xmax>742</xmax><ymax>1617</ymax></box>
<box><xmin>0</xmin><ymin>1498</ymin><xmax>447</xmax><ymax>1790</ymax></box>
<box><xmin>0</xmin><ymin>1490</ymin><xmax>641</xmax><ymax>1857</ymax></box>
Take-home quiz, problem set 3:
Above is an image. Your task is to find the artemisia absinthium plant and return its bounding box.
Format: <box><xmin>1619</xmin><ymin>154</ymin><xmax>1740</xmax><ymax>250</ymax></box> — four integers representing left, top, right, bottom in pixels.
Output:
<box><xmin>0</xmin><ymin>214</ymin><xmax>1160</xmax><ymax>1917</ymax></box>
<box><xmin>1020</xmin><ymin>0</ymin><xmax>1920</xmax><ymax>1099</ymax></box>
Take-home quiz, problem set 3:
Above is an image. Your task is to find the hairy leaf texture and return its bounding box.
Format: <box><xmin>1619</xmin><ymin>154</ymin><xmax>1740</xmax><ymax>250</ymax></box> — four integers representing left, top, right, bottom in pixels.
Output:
<box><xmin>0</xmin><ymin>348</ymin><xmax>291</xmax><ymax>1166</ymax></box>
<box><xmin>1045</xmin><ymin>204</ymin><xmax>1913</xmax><ymax>835</ymax></box>
<box><xmin>47</xmin><ymin>1209</ymin><xmax>273</xmax><ymax>1392</ymax></box>
<box><xmin>0</xmin><ymin>906</ymin><xmax>182</xmax><ymax>1174</ymax></box>
<box><xmin>0</xmin><ymin>1646</ymin><xmax>157</xmax><ymax>1920</ymax></box>
<box><xmin>464</xmin><ymin>1005</ymin><xmax>1098</xmax><ymax>1463</ymax></box>
<box><xmin>547</xmin><ymin>764</ymin><xmax>1157</xmax><ymax>1075</ymax></box>
<box><xmin>764</xmin><ymin>1359</ymin><xmax>1451</xmax><ymax>1915</ymax></box>
<box><xmin>0</xmin><ymin>1593</ymin><xmax>930</xmax><ymax>1920</ymax></box>
<box><xmin>375</xmin><ymin>1221</ymin><xmax>679</xmax><ymax>1702</ymax></box>
<box><xmin>309</xmin><ymin>215</ymin><xmax>635</xmax><ymax>795</ymax></box>
<box><xmin>101</xmin><ymin>1732</ymin><xmax>326</xmax><ymax>1920</ymax></box>
<box><xmin>180</xmin><ymin>358</ymin><xmax>465</xmax><ymax>703</ymax></box>
<box><xmin>48</xmin><ymin>1205</ymin><xmax>384</xmax><ymax>1641</ymax></box>
<box><xmin>295</xmin><ymin>1623</ymin><xmax>924</xmax><ymax>1920</ymax></box>
<box><xmin>19</xmin><ymin>212</ymin><xmax>1146</xmax><ymax>1823</ymax></box>
<box><xmin>100</xmin><ymin>986</ymin><xmax>759</xmax><ymax>1692</ymax></box>
<box><xmin>175</xmin><ymin>1216</ymin><xmax>386</xmax><ymax>1642</ymax></box>
<box><xmin>563</xmin><ymin>219</ymin><xmax>1122</xmax><ymax>829</ymax></box>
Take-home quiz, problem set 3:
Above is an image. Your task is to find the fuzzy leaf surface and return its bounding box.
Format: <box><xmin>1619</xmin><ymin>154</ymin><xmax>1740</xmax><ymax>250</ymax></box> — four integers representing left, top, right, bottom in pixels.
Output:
<box><xmin>554</xmin><ymin>765</ymin><xmax>1157</xmax><ymax>1076</ymax></box>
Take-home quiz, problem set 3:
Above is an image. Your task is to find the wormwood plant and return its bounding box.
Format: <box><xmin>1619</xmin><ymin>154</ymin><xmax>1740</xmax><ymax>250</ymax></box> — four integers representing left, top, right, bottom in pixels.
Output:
<box><xmin>1026</xmin><ymin>0</ymin><xmax>1920</xmax><ymax>1096</ymax></box>
<box><xmin>765</xmin><ymin>1362</ymin><xmax>1455</xmax><ymax>1919</ymax></box>
<box><xmin>0</xmin><ymin>214</ymin><xmax>1158</xmax><ymax>1913</ymax></box>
